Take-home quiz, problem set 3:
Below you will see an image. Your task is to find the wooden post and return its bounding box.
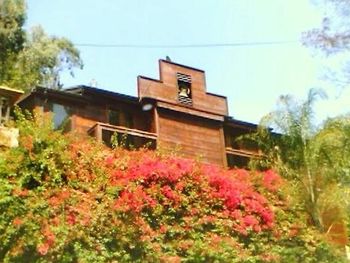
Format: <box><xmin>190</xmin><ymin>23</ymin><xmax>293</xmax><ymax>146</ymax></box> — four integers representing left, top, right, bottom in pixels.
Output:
<box><xmin>219</xmin><ymin>124</ymin><xmax>228</xmax><ymax>167</ymax></box>
<box><xmin>96</xmin><ymin>124</ymin><xmax>102</xmax><ymax>142</ymax></box>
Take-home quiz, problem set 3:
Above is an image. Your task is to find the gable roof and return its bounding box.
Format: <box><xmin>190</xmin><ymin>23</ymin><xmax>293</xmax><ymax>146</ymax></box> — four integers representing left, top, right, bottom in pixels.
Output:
<box><xmin>17</xmin><ymin>85</ymin><xmax>139</xmax><ymax>106</ymax></box>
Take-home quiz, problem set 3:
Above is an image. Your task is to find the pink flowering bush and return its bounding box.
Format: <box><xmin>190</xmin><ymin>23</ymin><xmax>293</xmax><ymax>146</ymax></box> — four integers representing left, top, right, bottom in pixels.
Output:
<box><xmin>108</xmin><ymin>152</ymin><xmax>275</xmax><ymax>240</ymax></box>
<box><xmin>0</xmin><ymin>110</ymin><xmax>345</xmax><ymax>262</ymax></box>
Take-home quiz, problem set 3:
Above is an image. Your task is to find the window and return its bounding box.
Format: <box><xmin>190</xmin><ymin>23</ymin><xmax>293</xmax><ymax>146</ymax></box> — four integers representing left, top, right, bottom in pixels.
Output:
<box><xmin>47</xmin><ymin>103</ymin><xmax>71</xmax><ymax>130</ymax></box>
<box><xmin>124</xmin><ymin>112</ymin><xmax>133</xmax><ymax>128</ymax></box>
<box><xmin>108</xmin><ymin>109</ymin><xmax>133</xmax><ymax>128</ymax></box>
<box><xmin>227</xmin><ymin>154</ymin><xmax>250</xmax><ymax>168</ymax></box>
<box><xmin>177</xmin><ymin>73</ymin><xmax>192</xmax><ymax>105</ymax></box>
<box><xmin>109</xmin><ymin>109</ymin><xmax>121</xmax><ymax>126</ymax></box>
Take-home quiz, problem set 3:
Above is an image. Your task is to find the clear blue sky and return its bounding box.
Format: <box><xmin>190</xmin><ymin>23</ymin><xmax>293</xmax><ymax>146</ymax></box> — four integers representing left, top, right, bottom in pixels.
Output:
<box><xmin>25</xmin><ymin>0</ymin><xmax>348</xmax><ymax>124</ymax></box>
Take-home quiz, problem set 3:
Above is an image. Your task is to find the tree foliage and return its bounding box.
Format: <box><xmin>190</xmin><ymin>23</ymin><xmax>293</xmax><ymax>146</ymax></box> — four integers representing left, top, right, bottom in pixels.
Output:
<box><xmin>0</xmin><ymin>109</ymin><xmax>344</xmax><ymax>262</ymax></box>
<box><xmin>0</xmin><ymin>0</ymin><xmax>82</xmax><ymax>91</ymax></box>
<box><xmin>303</xmin><ymin>0</ymin><xmax>350</xmax><ymax>88</ymax></box>
<box><xmin>304</xmin><ymin>0</ymin><xmax>350</xmax><ymax>54</ymax></box>
<box><xmin>0</xmin><ymin>0</ymin><xmax>26</xmax><ymax>56</ymax></box>
<box><xmin>249</xmin><ymin>89</ymin><xmax>350</xmax><ymax>242</ymax></box>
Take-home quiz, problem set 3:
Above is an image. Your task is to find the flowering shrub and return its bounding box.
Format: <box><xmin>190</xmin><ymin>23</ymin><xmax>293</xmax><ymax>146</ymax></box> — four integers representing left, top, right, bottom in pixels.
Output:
<box><xmin>0</xmin><ymin>110</ymin><xmax>345</xmax><ymax>262</ymax></box>
<box><xmin>107</xmin><ymin>154</ymin><xmax>276</xmax><ymax>238</ymax></box>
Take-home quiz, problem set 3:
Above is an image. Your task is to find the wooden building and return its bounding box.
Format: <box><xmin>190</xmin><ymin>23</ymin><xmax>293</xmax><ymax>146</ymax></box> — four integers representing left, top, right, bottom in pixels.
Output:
<box><xmin>0</xmin><ymin>86</ymin><xmax>24</xmax><ymax>148</ymax></box>
<box><xmin>17</xmin><ymin>59</ymin><xmax>261</xmax><ymax>167</ymax></box>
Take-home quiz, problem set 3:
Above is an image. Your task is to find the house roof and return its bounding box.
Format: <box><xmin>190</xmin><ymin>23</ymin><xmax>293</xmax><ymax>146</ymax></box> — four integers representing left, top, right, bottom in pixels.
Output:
<box><xmin>224</xmin><ymin>116</ymin><xmax>259</xmax><ymax>130</ymax></box>
<box><xmin>17</xmin><ymin>85</ymin><xmax>139</xmax><ymax>106</ymax></box>
<box><xmin>17</xmin><ymin>86</ymin><xmax>87</xmax><ymax>105</ymax></box>
<box><xmin>0</xmin><ymin>86</ymin><xmax>24</xmax><ymax>104</ymax></box>
<box><xmin>65</xmin><ymin>85</ymin><xmax>138</xmax><ymax>103</ymax></box>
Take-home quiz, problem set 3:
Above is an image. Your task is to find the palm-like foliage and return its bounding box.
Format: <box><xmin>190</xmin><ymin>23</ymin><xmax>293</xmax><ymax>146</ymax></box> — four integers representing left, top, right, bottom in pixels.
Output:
<box><xmin>250</xmin><ymin>89</ymin><xmax>350</xmax><ymax>237</ymax></box>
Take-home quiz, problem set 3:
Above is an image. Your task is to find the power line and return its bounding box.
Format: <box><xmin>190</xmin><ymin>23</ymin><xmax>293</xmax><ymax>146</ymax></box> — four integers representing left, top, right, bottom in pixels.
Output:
<box><xmin>74</xmin><ymin>40</ymin><xmax>299</xmax><ymax>49</ymax></box>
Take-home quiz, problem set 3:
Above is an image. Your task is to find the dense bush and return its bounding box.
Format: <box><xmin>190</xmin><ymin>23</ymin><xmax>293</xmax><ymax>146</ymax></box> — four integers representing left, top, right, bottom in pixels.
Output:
<box><xmin>0</xmin><ymin>110</ymin><xmax>345</xmax><ymax>262</ymax></box>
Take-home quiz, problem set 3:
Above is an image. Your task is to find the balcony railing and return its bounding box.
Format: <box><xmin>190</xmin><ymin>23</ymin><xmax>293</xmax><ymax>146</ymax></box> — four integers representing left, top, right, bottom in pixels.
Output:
<box><xmin>225</xmin><ymin>147</ymin><xmax>262</xmax><ymax>159</ymax></box>
<box><xmin>225</xmin><ymin>147</ymin><xmax>263</xmax><ymax>168</ymax></box>
<box><xmin>88</xmin><ymin>122</ymin><xmax>157</xmax><ymax>149</ymax></box>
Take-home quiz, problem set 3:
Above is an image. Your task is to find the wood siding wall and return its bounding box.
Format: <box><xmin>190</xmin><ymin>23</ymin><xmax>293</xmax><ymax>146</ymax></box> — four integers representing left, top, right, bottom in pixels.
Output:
<box><xmin>24</xmin><ymin>95</ymin><xmax>155</xmax><ymax>135</ymax></box>
<box><xmin>138</xmin><ymin>60</ymin><xmax>228</xmax><ymax>117</ymax></box>
<box><xmin>74</xmin><ymin>104</ymin><xmax>155</xmax><ymax>134</ymax></box>
<box><xmin>157</xmin><ymin>108</ymin><xmax>226</xmax><ymax>166</ymax></box>
<box><xmin>17</xmin><ymin>59</ymin><xmax>260</xmax><ymax>168</ymax></box>
<box><xmin>74</xmin><ymin>105</ymin><xmax>106</xmax><ymax>133</ymax></box>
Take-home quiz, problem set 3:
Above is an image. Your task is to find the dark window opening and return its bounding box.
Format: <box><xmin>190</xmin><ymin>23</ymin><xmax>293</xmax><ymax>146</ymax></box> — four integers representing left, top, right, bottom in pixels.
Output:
<box><xmin>224</xmin><ymin>127</ymin><xmax>258</xmax><ymax>152</ymax></box>
<box><xmin>108</xmin><ymin>109</ymin><xmax>133</xmax><ymax>128</ymax></box>
<box><xmin>108</xmin><ymin>109</ymin><xmax>121</xmax><ymax>126</ymax></box>
<box><xmin>227</xmin><ymin>135</ymin><xmax>258</xmax><ymax>151</ymax></box>
<box><xmin>101</xmin><ymin>129</ymin><xmax>156</xmax><ymax>150</ymax></box>
<box><xmin>227</xmin><ymin>154</ymin><xmax>250</xmax><ymax>168</ymax></box>
<box><xmin>177</xmin><ymin>73</ymin><xmax>192</xmax><ymax>105</ymax></box>
<box><xmin>124</xmin><ymin>112</ymin><xmax>133</xmax><ymax>129</ymax></box>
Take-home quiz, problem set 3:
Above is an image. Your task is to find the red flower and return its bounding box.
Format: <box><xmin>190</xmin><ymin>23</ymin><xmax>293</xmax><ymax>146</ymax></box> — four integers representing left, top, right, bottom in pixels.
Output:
<box><xmin>107</xmin><ymin>150</ymin><xmax>277</xmax><ymax>234</ymax></box>
<box><xmin>260</xmin><ymin>210</ymin><xmax>274</xmax><ymax>227</ymax></box>
<box><xmin>233</xmin><ymin>169</ymin><xmax>250</xmax><ymax>182</ymax></box>
<box><xmin>66</xmin><ymin>212</ymin><xmax>76</xmax><ymax>225</ymax></box>
<box><xmin>175</xmin><ymin>181</ymin><xmax>185</xmax><ymax>191</ymax></box>
<box><xmin>48</xmin><ymin>196</ymin><xmax>61</xmax><ymax>207</ymax></box>
<box><xmin>161</xmin><ymin>185</ymin><xmax>180</xmax><ymax>203</ymax></box>
<box><xmin>262</xmin><ymin>169</ymin><xmax>283</xmax><ymax>192</ymax></box>
<box><xmin>105</xmin><ymin>155</ymin><xmax>115</xmax><ymax>166</ymax></box>
<box><xmin>243</xmin><ymin>215</ymin><xmax>259</xmax><ymax>227</ymax></box>
<box><xmin>51</xmin><ymin>217</ymin><xmax>60</xmax><ymax>226</ymax></box>
<box><xmin>60</xmin><ymin>189</ymin><xmax>70</xmax><ymax>200</ymax></box>
<box><xmin>159</xmin><ymin>225</ymin><xmax>167</xmax><ymax>234</ymax></box>
<box><xmin>13</xmin><ymin>217</ymin><xmax>22</xmax><ymax>226</ymax></box>
<box><xmin>37</xmin><ymin>243</ymin><xmax>49</xmax><ymax>255</ymax></box>
<box><xmin>48</xmin><ymin>190</ymin><xmax>70</xmax><ymax>208</ymax></box>
<box><xmin>253</xmin><ymin>224</ymin><xmax>262</xmax><ymax>232</ymax></box>
<box><xmin>42</xmin><ymin>226</ymin><xmax>55</xmax><ymax>246</ymax></box>
<box><xmin>114</xmin><ymin>186</ymin><xmax>156</xmax><ymax>212</ymax></box>
<box><xmin>13</xmin><ymin>188</ymin><xmax>29</xmax><ymax>197</ymax></box>
<box><xmin>231</xmin><ymin>210</ymin><xmax>242</xmax><ymax>220</ymax></box>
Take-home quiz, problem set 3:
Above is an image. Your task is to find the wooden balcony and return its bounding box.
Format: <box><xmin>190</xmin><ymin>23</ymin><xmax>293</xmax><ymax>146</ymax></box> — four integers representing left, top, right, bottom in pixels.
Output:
<box><xmin>88</xmin><ymin>122</ymin><xmax>157</xmax><ymax>149</ymax></box>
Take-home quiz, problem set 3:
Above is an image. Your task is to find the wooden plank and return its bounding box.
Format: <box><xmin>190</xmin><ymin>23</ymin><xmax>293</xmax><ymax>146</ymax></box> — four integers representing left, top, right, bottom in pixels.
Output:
<box><xmin>156</xmin><ymin>101</ymin><xmax>224</xmax><ymax>121</ymax></box>
<box><xmin>225</xmin><ymin>147</ymin><xmax>262</xmax><ymax>158</ymax></box>
<box><xmin>88</xmin><ymin>122</ymin><xmax>157</xmax><ymax>140</ymax></box>
<box><xmin>219</xmin><ymin>124</ymin><xmax>228</xmax><ymax>167</ymax></box>
<box><xmin>97</xmin><ymin>122</ymin><xmax>157</xmax><ymax>138</ymax></box>
<box><xmin>157</xmin><ymin>109</ymin><xmax>225</xmax><ymax>165</ymax></box>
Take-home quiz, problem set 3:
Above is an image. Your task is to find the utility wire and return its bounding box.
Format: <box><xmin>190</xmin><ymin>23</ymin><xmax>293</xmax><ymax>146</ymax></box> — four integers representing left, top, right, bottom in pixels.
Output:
<box><xmin>74</xmin><ymin>40</ymin><xmax>299</xmax><ymax>49</ymax></box>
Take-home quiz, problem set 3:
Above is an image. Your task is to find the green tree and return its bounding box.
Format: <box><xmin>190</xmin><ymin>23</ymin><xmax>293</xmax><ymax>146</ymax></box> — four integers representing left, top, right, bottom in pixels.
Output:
<box><xmin>313</xmin><ymin>116</ymin><xmax>350</xmax><ymax>185</ymax></box>
<box><xmin>0</xmin><ymin>0</ymin><xmax>26</xmax><ymax>81</ymax></box>
<box><xmin>0</xmin><ymin>0</ymin><xmax>82</xmax><ymax>91</ymax></box>
<box><xmin>251</xmin><ymin>89</ymin><xmax>350</xmax><ymax>235</ymax></box>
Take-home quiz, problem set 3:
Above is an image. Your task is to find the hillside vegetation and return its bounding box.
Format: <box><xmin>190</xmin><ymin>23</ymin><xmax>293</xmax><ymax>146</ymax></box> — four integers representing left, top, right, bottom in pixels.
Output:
<box><xmin>0</xmin><ymin>109</ymin><xmax>345</xmax><ymax>262</ymax></box>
